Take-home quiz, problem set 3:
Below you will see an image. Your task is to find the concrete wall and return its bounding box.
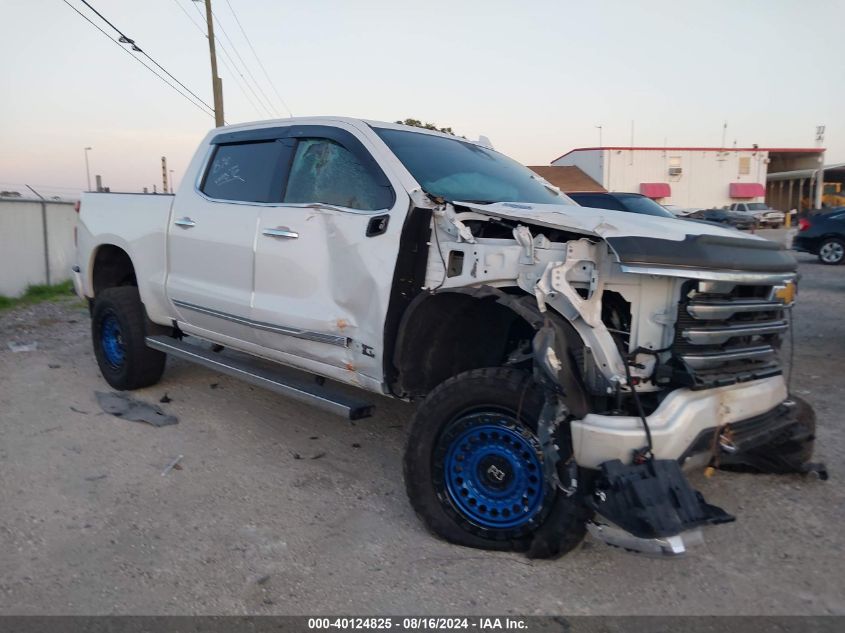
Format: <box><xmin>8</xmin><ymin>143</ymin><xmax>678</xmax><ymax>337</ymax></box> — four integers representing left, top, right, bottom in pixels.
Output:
<box><xmin>0</xmin><ymin>199</ymin><xmax>77</xmax><ymax>297</ymax></box>
<box><xmin>554</xmin><ymin>149</ymin><xmax>770</xmax><ymax>209</ymax></box>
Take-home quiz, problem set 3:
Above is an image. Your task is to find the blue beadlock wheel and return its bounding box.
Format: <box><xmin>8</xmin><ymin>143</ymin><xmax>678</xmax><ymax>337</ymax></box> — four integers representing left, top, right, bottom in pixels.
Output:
<box><xmin>436</xmin><ymin>412</ymin><xmax>546</xmax><ymax>531</ymax></box>
<box><xmin>100</xmin><ymin>313</ymin><xmax>126</xmax><ymax>368</ymax></box>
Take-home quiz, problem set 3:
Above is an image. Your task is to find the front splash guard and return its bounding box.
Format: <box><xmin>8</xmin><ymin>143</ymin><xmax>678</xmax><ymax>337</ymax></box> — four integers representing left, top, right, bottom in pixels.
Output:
<box><xmin>587</xmin><ymin>459</ymin><xmax>734</xmax><ymax>546</ymax></box>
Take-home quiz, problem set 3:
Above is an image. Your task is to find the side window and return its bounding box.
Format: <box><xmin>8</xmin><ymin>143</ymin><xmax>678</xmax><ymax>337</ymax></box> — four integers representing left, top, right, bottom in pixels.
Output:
<box><xmin>284</xmin><ymin>138</ymin><xmax>391</xmax><ymax>211</ymax></box>
<box><xmin>201</xmin><ymin>141</ymin><xmax>291</xmax><ymax>203</ymax></box>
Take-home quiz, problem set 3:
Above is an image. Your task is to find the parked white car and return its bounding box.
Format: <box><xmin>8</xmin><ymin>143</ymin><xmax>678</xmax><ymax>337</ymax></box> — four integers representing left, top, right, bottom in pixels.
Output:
<box><xmin>73</xmin><ymin>117</ymin><xmax>815</xmax><ymax>559</ymax></box>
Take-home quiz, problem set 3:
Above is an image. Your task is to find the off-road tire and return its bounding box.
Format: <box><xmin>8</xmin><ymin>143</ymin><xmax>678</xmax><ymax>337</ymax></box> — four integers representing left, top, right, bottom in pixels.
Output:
<box><xmin>91</xmin><ymin>286</ymin><xmax>166</xmax><ymax>390</ymax></box>
<box><xmin>403</xmin><ymin>367</ymin><xmax>589</xmax><ymax>558</ymax></box>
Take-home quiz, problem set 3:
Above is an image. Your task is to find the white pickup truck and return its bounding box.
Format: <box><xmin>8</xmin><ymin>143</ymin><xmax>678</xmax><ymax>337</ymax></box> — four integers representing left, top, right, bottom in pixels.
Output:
<box><xmin>727</xmin><ymin>202</ymin><xmax>786</xmax><ymax>228</ymax></box>
<box><xmin>74</xmin><ymin>117</ymin><xmax>819</xmax><ymax>558</ymax></box>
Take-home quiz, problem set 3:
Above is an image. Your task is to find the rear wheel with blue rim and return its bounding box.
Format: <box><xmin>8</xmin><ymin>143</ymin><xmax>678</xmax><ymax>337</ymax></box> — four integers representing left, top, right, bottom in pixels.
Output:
<box><xmin>404</xmin><ymin>367</ymin><xmax>589</xmax><ymax>557</ymax></box>
<box><xmin>92</xmin><ymin>286</ymin><xmax>166</xmax><ymax>390</ymax></box>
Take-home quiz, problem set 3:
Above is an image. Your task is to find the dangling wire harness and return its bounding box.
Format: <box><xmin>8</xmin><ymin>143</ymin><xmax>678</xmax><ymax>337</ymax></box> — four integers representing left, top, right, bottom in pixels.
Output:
<box><xmin>623</xmin><ymin>345</ymin><xmax>671</xmax><ymax>464</ymax></box>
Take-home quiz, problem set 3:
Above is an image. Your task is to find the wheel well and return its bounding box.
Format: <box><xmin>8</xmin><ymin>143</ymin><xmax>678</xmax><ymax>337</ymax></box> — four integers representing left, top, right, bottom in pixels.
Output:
<box><xmin>92</xmin><ymin>245</ymin><xmax>137</xmax><ymax>296</ymax></box>
<box><xmin>391</xmin><ymin>292</ymin><xmax>535</xmax><ymax>397</ymax></box>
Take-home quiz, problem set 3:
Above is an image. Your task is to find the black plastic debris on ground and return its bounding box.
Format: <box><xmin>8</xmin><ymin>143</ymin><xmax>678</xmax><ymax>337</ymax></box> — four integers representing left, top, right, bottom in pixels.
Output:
<box><xmin>94</xmin><ymin>391</ymin><xmax>178</xmax><ymax>427</ymax></box>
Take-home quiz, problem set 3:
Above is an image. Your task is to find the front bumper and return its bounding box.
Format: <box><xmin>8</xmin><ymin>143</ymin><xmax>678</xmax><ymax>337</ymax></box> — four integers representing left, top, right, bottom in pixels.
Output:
<box><xmin>570</xmin><ymin>375</ymin><xmax>788</xmax><ymax>468</ymax></box>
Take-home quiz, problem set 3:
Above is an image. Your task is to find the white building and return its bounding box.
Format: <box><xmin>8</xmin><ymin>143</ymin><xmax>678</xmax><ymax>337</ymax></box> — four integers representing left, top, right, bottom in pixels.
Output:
<box><xmin>552</xmin><ymin>146</ymin><xmax>825</xmax><ymax>210</ymax></box>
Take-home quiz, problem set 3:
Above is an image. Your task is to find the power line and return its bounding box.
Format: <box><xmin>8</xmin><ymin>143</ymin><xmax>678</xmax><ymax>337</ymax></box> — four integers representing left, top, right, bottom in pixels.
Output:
<box><xmin>169</xmin><ymin>0</ymin><xmax>206</xmax><ymax>36</ymax></box>
<box><xmin>210</xmin><ymin>10</ymin><xmax>279</xmax><ymax>117</ymax></box>
<box><xmin>223</xmin><ymin>0</ymin><xmax>293</xmax><ymax>117</ymax></box>
<box><xmin>192</xmin><ymin>1</ymin><xmax>278</xmax><ymax>117</ymax></box>
<box><xmin>170</xmin><ymin>0</ymin><xmax>264</xmax><ymax>118</ymax></box>
<box><xmin>77</xmin><ymin>0</ymin><xmax>216</xmax><ymax>117</ymax></box>
<box><xmin>60</xmin><ymin>0</ymin><xmax>215</xmax><ymax>118</ymax></box>
<box><xmin>189</xmin><ymin>0</ymin><xmax>275</xmax><ymax>118</ymax></box>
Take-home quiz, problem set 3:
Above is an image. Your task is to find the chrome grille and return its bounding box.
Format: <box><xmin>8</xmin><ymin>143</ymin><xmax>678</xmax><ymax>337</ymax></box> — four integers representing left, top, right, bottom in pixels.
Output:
<box><xmin>670</xmin><ymin>280</ymin><xmax>792</xmax><ymax>388</ymax></box>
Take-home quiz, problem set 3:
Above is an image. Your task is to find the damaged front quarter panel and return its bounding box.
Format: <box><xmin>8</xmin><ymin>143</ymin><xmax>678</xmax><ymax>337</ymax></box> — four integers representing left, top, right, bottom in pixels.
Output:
<box><xmin>423</xmin><ymin>200</ymin><xmax>632</xmax><ymax>392</ymax></box>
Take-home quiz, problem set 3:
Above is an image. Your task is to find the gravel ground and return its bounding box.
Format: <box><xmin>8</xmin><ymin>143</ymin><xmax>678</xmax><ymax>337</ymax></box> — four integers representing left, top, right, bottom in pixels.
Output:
<box><xmin>0</xmin><ymin>255</ymin><xmax>843</xmax><ymax>616</ymax></box>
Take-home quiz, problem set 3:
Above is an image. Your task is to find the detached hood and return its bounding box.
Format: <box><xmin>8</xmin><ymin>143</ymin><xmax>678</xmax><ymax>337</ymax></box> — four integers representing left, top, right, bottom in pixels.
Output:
<box><xmin>455</xmin><ymin>201</ymin><xmax>798</xmax><ymax>274</ymax></box>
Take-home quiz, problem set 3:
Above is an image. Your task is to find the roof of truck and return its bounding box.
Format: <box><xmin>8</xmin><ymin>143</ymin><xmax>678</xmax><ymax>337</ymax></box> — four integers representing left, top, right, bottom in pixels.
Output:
<box><xmin>209</xmin><ymin>116</ymin><xmax>489</xmax><ymax>146</ymax></box>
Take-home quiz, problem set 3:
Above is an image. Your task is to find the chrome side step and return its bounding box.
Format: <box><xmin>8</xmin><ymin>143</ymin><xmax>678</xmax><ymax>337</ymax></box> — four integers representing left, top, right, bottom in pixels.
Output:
<box><xmin>145</xmin><ymin>335</ymin><xmax>374</xmax><ymax>420</ymax></box>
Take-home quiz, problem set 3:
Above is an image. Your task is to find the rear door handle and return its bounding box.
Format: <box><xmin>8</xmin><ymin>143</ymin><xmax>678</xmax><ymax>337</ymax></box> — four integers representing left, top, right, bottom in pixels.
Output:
<box><xmin>174</xmin><ymin>217</ymin><xmax>196</xmax><ymax>228</ymax></box>
<box><xmin>262</xmin><ymin>227</ymin><xmax>299</xmax><ymax>239</ymax></box>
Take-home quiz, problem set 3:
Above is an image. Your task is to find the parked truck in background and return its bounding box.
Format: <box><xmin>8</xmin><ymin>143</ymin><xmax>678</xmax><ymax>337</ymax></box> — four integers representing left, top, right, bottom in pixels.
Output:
<box><xmin>727</xmin><ymin>202</ymin><xmax>785</xmax><ymax>228</ymax></box>
<box><xmin>73</xmin><ymin>117</ymin><xmax>819</xmax><ymax>558</ymax></box>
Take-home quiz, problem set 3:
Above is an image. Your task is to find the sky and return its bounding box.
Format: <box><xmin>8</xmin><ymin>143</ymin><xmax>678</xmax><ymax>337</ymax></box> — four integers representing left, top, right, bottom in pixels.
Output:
<box><xmin>1</xmin><ymin>0</ymin><xmax>843</xmax><ymax>198</ymax></box>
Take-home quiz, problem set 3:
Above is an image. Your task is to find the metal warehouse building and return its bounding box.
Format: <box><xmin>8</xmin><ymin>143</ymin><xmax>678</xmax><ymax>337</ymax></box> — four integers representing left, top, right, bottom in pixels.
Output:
<box><xmin>550</xmin><ymin>145</ymin><xmax>826</xmax><ymax>210</ymax></box>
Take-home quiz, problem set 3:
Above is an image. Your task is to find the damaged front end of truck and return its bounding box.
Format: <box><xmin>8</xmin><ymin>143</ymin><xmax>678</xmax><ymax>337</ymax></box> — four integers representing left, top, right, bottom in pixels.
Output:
<box><xmin>402</xmin><ymin>193</ymin><xmax>824</xmax><ymax>557</ymax></box>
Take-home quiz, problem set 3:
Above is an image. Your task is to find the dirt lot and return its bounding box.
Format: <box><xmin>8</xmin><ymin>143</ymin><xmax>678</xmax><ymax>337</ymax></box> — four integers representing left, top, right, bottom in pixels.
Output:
<box><xmin>1</xmin><ymin>254</ymin><xmax>843</xmax><ymax>616</ymax></box>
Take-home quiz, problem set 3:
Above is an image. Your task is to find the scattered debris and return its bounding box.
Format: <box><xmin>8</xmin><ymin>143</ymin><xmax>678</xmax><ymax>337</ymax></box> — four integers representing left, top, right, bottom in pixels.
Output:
<box><xmin>69</xmin><ymin>406</ymin><xmax>89</xmax><ymax>415</ymax></box>
<box><xmin>211</xmin><ymin>344</ymin><xmax>224</xmax><ymax>353</ymax></box>
<box><xmin>40</xmin><ymin>426</ymin><xmax>62</xmax><ymax>434</ymax></box>
<box><xmin>256</xmin><ymin>574</ymin><xmax>271</xmax><ymax>585</ymax></box>
<box><xmin>8</xmin><ymin>342</ymin><xmax>37</xmax><ymax>353</ymax></box>
<box><xmin>159</xmin><ymin>393</ymin><xmax>172</xmax><ymax>403</ymax></box>
<box><xmin>95</xmin><ymin>391</ymin><xmax>178</xmax><ymax>427</ymax></box>
<box><xmin>289</xmin><ymin>450</ymin><xmax>302</xmax><ymax>460</ymax></box>
<box><xmin>310</xmin><ymin>452</ymin><xmax>326</xmax><ymax>460</ymax></box>
<box><xmin>48</xmin><ymin>363</ymin><xmax>61</xmax><ymax>369</ymax></box>
<box><xmin>84</xmin><ymin>474</ymin><xmax>107</xmax><ymax>482</ymax></box>
<box><xmin>309</xmin><ymin>435</ymin><xmax>319</xmax><ymax>440</ymax></box>
<box><xmin>161</xmin><ymin>454</ymin><xmax>184</xmax><ymax>476</ymax></box>
<box><xmin>352</xmin><ymin>443</ymin><xmax>361</xmax><ymax>448</ymax></box>
<box><xmin>210</xmin><ymin>383</ymin><xmax>219</xmax><ymax>390</ymax></box>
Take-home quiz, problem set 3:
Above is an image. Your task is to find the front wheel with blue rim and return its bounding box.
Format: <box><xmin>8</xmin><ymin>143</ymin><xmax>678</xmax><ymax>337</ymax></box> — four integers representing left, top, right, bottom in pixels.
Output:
<box><xmin>403</xmin><ymin>367</ymin><xmax>589</xmax><ymax>558</ymax></box>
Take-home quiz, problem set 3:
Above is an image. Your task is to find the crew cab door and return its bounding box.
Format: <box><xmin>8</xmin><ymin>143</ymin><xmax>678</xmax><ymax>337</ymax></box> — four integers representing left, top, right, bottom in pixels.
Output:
<box><xmin>251</xmin><ymin>123</ymin><xmax>405</xmax><ymax>381</ymax></box>
<box><xmin>166</xmin><ymin>138</ymin><xmax>293</xmax><ymax>344</ymax></box>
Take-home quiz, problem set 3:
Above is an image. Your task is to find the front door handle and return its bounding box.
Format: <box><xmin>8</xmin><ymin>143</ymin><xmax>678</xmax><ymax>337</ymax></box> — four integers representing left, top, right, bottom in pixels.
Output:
<box><xmin>174</xmin><ymin>217</ymin><xmax>196</xmax><ymax>228</ymax></box>
<box><xmin>262</xmin><ymin>227</ymin><xmax>299</xmax><ymax>239</ymax></box>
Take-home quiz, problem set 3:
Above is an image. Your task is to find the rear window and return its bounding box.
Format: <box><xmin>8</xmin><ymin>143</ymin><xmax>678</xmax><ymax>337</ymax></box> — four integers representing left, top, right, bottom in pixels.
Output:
<box><xmin>614</xmin><ymin>194</ymin><xmax>675</xmax><ymax>218</ymax></box>
<box><xmin>568</xmin><ymin>193</ymin><xmax>625</xmax><ymax>211</ymax></box>
<box><xmin>201</xmin><ymin>141</ymin><xmax>291</xmax><ymax>203</ymax></box>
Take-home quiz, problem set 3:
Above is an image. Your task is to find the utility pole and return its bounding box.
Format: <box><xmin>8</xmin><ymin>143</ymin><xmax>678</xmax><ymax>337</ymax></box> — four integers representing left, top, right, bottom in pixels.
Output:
<box><xmin>162</xmin><ymin>156</ymin><xmax>169</xmax><ymax>193</ymax></box>
<box><xmin>195</xmin><ymin>0</ymin><xmax>224</xmax><ymax>126</ymax></box>
<box><xmin>84</xmin><ymin>147</ymin><xmax>93</xmax><ymax>191</ymax></box>
<box><xmin>814</xmin><ymin>125</ymin><xmax>826</xmax><ymax>210</ymax></box>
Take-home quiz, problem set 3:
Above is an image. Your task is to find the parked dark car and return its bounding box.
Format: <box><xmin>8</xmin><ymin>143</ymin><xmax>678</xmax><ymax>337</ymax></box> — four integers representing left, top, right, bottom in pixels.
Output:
<box><xmin>688</xmin><ymin>208</ymin><xmax>757</xmax><ymax>230</ymax></box>
<box><xmin>793</xmin><ymin>208</ymin><xmax>845</xmax><ymax>265</ymax></box>
<box><xmin>567</xmin><ymin>192</ymin><xmax>676</xmax><ymax>218</ymax></box>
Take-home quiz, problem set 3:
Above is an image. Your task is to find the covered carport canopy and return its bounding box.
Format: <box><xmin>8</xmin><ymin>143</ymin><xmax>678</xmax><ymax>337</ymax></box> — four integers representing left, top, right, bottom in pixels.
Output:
<box><xmin>767</xmin><ymin>160</ymin><xmax>845</xmax><ymax>213</ymax></box>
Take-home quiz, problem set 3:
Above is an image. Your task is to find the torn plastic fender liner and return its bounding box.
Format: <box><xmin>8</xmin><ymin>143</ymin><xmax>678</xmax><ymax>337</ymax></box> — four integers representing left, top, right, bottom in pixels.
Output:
<box><xmin>531</xmin><ymin>317</ymin><xmax>590</xmax><ymax>419</ymax></box>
